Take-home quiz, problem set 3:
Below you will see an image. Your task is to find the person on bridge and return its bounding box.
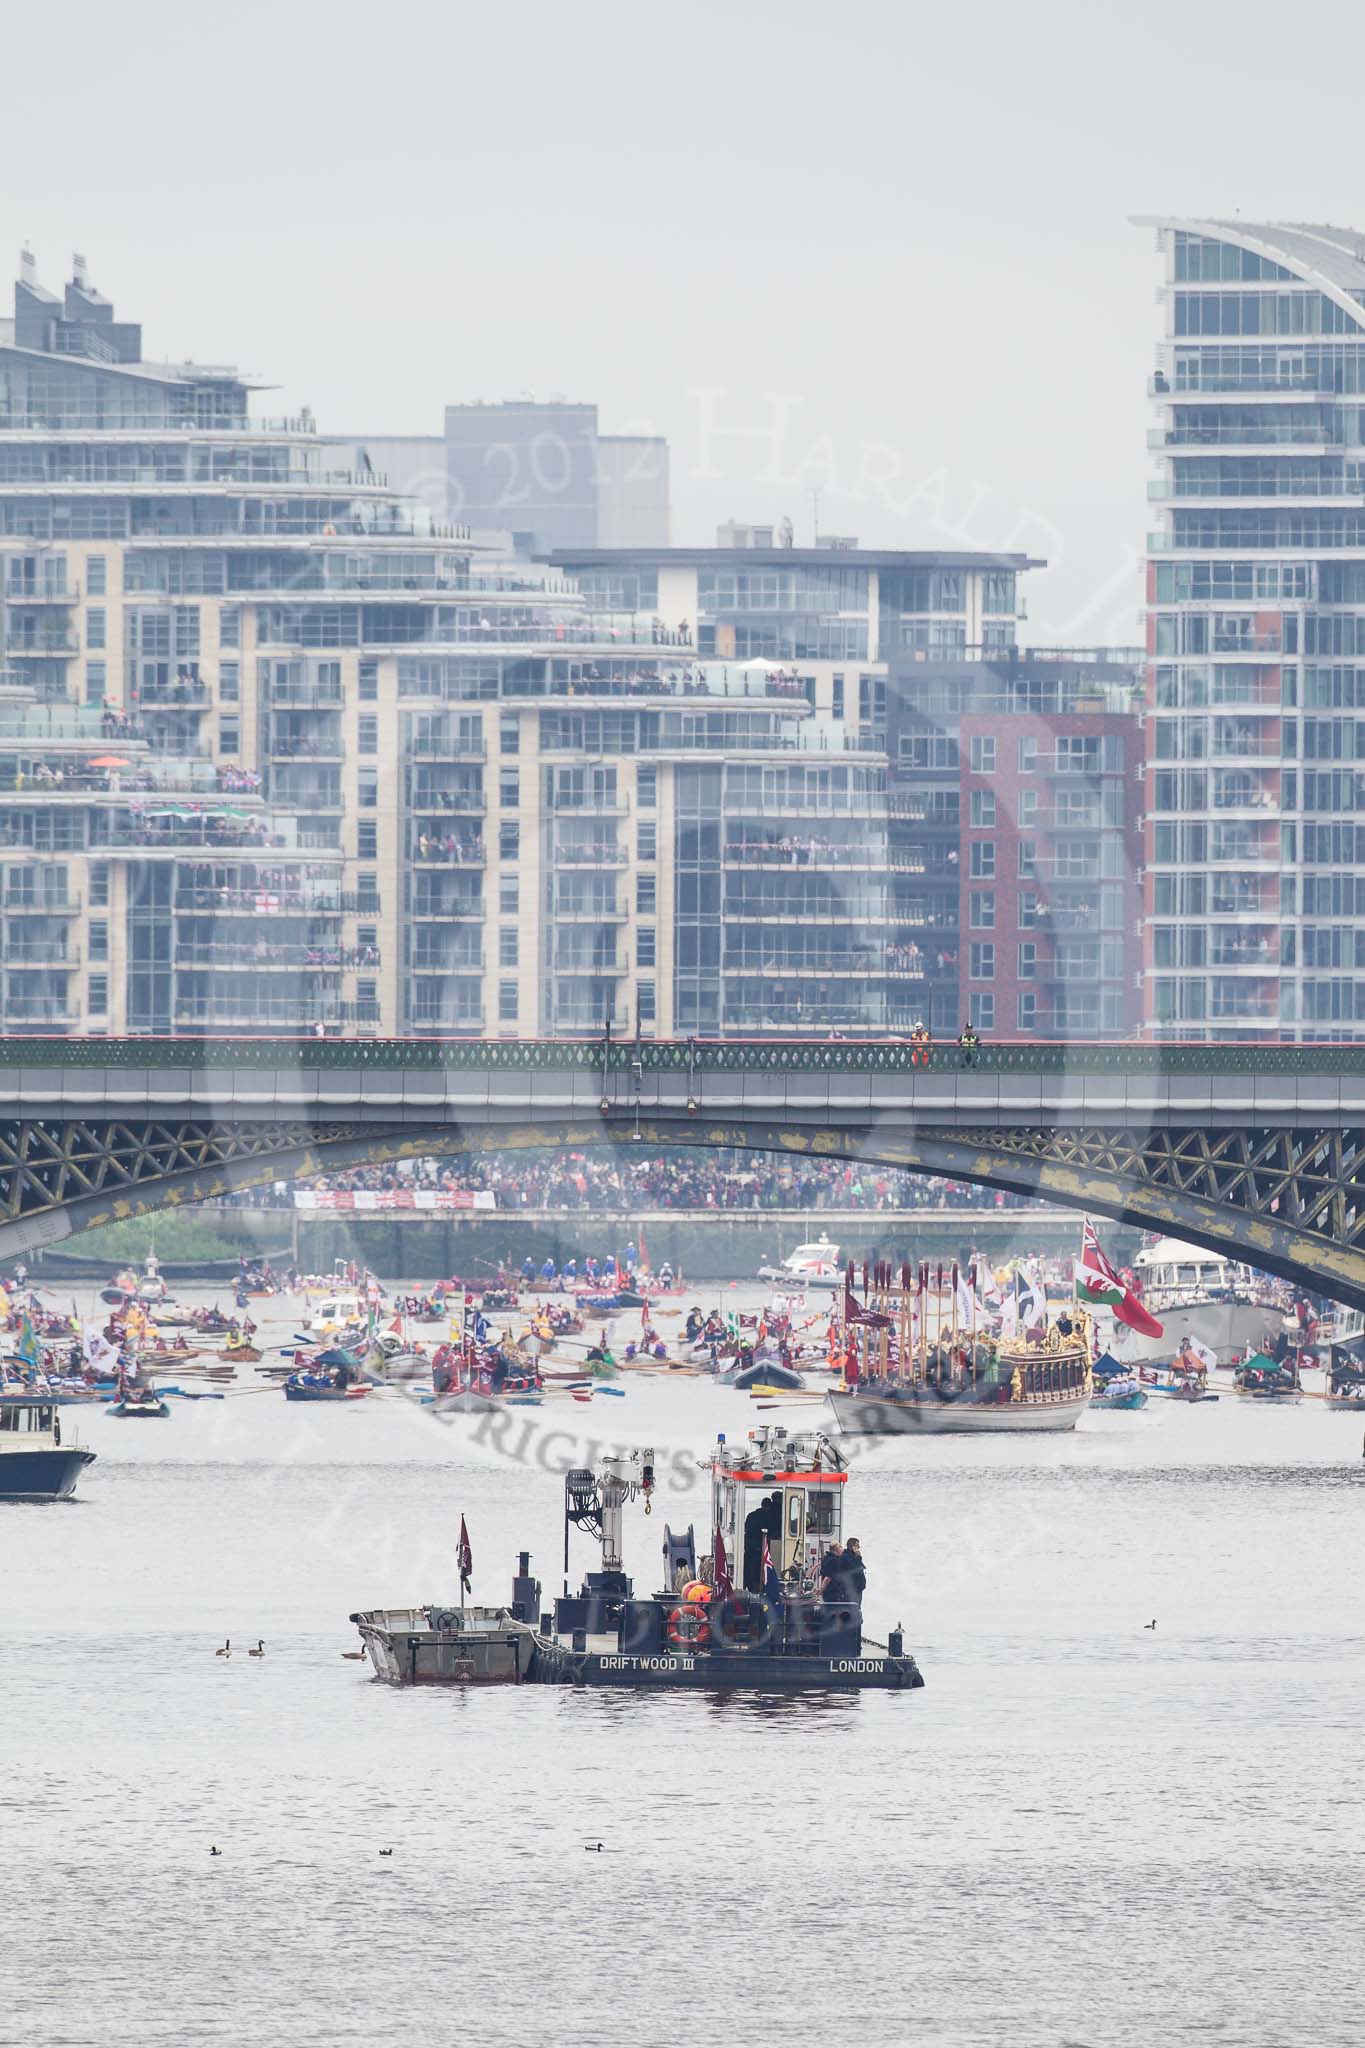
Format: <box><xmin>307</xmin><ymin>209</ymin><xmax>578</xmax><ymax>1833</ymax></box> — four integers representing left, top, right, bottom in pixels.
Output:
<box><xmin>958</xmin><ymin>1024</ymin><xmax>981</xmax><ymax>1068</ymax></box>
<box><xmin>910</xmin><ymin>1021</ymin><xmax>931</xmax><ymax>1067</ymax></box>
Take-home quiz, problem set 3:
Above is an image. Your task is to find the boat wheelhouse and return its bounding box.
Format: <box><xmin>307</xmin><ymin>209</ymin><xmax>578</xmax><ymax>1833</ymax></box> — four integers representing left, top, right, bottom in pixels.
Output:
<box><xmin>758</xmin><ymin>1233</ymin><xmax>841</xmax><ymax>1290</ymax></box>
<box><xmin>0</xmin><ymin>1394</ymin><xmax>96</xmax><ymax>1499</ymax></box>
<box><xmin>1102</xmin><ymin>1237</ymin><xmax>1274</xmax><ymax>1367</ymax></box>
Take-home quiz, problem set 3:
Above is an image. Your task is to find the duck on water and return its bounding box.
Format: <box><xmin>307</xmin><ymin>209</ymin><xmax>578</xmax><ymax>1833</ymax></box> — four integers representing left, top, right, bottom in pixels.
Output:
<box><xmin>350</xmin><ymin>1427</ymin><xmax>923</xmax><ymax>1693</ymax></box>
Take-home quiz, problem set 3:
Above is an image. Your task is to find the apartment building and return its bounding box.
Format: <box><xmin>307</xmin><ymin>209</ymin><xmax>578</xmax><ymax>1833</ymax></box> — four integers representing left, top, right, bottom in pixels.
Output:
<box><xmin>1141</xmin><ymin>217</ymin><xmax>1365</xmax><ymax>1040</ymax></box>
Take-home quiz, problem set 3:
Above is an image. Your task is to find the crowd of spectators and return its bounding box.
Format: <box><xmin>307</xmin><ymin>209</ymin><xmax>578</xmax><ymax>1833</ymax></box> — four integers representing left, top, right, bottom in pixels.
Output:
<box><xmin>224</xmin><ymin>1150</ymin><xmax>1034</xmax><ymax>1214</ymax></box>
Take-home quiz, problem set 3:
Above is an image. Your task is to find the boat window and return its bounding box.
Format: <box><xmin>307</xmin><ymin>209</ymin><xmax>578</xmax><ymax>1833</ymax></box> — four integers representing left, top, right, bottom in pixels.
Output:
<box><xmin>806</xmin><ymin>1489</ymin><xmax>836</xmax><ymax>1535</ymax></box>
<box><xmin>38</xmin><ymin>1406</ymin><xmax>53</xmax><ymax>1430</ymax></box>
<box><xmin>1176</xmin><ymin>1265</ymin><xmax>1199</xmax><ymax>1286</ymax></box>
<box><xmin>0</xmin><ymin>1407</ymin><xmax>17</xmax><ymax>1430</ymax></box>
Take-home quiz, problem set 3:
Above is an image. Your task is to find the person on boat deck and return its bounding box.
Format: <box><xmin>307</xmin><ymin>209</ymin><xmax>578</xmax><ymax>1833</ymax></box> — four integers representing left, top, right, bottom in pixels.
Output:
<box><xmin>521</xmin><ymin>1256</ymin><xmax>535</xmax><ymax>1281</ymax></box>
<box><xmin>743</xmin><ymin>1491</ymin><xmax>783</xmax><ymax>1591</ymax></box>
<box><xmin>585</xmin><ymin>1256</ymin><xmax>599</xmax><ymax>1282</ymax></box>
<box><xmin>685</xmin><ymin>1307</ymin><xmax>704</xmax><ymax>1340</ymax></box>
<box><xmin>819</xmin><ymin>1540</ymin><xmax>846</xmax><ymax>1598</ymax></box>
<box><xmin>658</xmin><ymin>1261</ymin><xmax>674</xmax><ymax>1287</ymax></box>
<box><xmin>562</xmin><ymin>1258</ymin><xmax>577</xmax><ymax>1280</ymax></box>
<box><xmin>842</xmin><ymin>1538</ymin><xmax>867</xmax><ymax>1604</ymax></box>
<box><xmin>539</xmin><ymin>1257</ymin><xmax>556</xmax><ymax>1283</ymax></box>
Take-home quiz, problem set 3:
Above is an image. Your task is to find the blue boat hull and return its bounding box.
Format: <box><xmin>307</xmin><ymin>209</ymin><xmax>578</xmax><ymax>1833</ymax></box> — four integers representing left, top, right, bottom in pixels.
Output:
<box><xmin>0</xmin><ymin>1448</ymin><xmax>97</xmax><ymax>1500</ymax></box>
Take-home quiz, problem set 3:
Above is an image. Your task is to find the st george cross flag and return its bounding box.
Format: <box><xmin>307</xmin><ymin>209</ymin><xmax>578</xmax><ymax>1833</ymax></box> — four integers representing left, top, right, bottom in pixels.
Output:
<box><xmin>1076</xmin><ymin>1219</ymin><xmax>1164</xmax><ymax>1338</ymax></box>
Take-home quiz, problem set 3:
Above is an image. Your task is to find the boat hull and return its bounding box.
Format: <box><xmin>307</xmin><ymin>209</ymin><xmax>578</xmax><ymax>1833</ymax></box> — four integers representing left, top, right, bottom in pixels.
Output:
<box><xmin>529</xmin><ymin>1638</ymin><xmax>923</xmax><ymax>1690</ymax></box>
<box><xmin>828</xmin><ymin>1389</ymin><xmax>1087</xmax><ymax>1434</ymax></box>
<box><xmin>352</xmin><ymin>1608</ymin><xmax>535</xmax><ymax>1684</ymax></box>
<box><xmin>0</xmin><ymin>1447</ymin><xmax>96</xmax><ymax>1500</ymax></box>
<box><xmin>1102</xmin><ymin>1300</ymin><xmax>1273</xmax><ymax>1367</ymax></box>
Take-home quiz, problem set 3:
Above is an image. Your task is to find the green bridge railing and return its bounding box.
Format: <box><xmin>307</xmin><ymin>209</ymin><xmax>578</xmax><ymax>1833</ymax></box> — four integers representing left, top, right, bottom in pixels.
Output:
<box><xmin>0</xmin><ymin>1036</ymin><xmax>1363</xmax><ymax>1077</ymax></box>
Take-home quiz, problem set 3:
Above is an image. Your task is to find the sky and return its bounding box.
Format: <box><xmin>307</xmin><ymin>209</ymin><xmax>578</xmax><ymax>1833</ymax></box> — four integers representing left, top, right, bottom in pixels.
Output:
<box><xmin>3</xmin><ymin>0</ymin><xmax>1363</xmax><ymax>641</ymax></box>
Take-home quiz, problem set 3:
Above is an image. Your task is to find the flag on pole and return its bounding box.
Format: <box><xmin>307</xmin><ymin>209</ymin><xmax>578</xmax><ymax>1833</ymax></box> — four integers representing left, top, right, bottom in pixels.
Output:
<box><xmin>713</xmin><ymin>1524</ymin><xmax>734</xmax><ymax>1598</ymax></box>
<box><xmin>457</xmin><ymin>1515</ymin><xmax>473</xmax><ymax>1597</ymax></box>
<box><xmin>1076</xmin><ymin>1219</ymin><xmax>1164</xmax><ymax>1337</ymax></box>
<box><xmin>16</xmin><ymin>1314</ymin><xmax>39</xmax><ymax>1371</ymax></box>
<box><xmin>842</xmin><ymin>1279</ymin><xmax>894</xmax><ymax>1331</ymax></box>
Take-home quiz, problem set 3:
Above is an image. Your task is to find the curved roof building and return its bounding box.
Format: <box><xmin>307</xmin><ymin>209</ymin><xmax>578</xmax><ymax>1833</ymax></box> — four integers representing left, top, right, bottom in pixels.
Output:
<box><xmin>1139</xmin><ymin>216</ymin><xmax>1365</xmax><ymax>1041</ymax></box>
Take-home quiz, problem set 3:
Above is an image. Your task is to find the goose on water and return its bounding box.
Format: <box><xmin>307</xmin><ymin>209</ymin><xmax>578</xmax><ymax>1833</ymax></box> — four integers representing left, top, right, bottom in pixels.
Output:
<box><xmin>215</xmin><ymin>1640</ymin><xmax>231</xmax><ymax>1657</ymax></box>
<box><xmin>248</xmin><ymin>1640</ymin><xmax>265</xmax><ymax>1658</ymax></box>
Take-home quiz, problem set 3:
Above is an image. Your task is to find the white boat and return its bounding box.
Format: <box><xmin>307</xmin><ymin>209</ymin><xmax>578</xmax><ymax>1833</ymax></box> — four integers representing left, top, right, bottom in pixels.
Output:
<box><xmin>305</xmin><ymin>1294</ymin><xmax>364</xmax><ymax>1336</ymax></box>
<box><xmin>1100</xmin><ymin>1237</ymin><xmax>1277</xmax><ymax>1367</ymax></box>
<box><xmin>757</xmin><ymin>1233</ymin><xmax>841</xmax><ymax>1290</ymax></box>
<box><xmin>0</xmin><ymin>1393</ymin><xmax>97</xmax><ymax>1499</ymax></box>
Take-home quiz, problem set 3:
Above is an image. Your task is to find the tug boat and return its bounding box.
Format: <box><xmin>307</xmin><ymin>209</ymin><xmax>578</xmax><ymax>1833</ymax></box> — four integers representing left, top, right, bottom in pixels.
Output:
<box><xmin>350</xmin><ymin>1428</ymin><xmax>923</xmax><ymax>1692</ymax></box>
<box><xmin>826</xmin><ymin>1261</ymin><xmax>1093</xmax><ymax>1435</ymax></box>
<box><xmin>0</xmin><ymin>1392</ymin><xmax>96</xmax><ymax>1499</ymax></box>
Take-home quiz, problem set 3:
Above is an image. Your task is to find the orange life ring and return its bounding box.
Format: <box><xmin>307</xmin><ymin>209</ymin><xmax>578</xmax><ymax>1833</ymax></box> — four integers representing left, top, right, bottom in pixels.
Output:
<box><xmin>667</xmin><ymin>1604</ymin><xmax>711</xmax><ymax>1650</ymax></box>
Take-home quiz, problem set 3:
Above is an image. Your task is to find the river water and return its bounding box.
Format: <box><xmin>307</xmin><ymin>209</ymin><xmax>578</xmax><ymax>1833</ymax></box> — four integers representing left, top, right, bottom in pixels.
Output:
<box><xmin>3</xmin><ymin>1280</ymin><xmax>1362</xmax><ymax>2047</ymax></box>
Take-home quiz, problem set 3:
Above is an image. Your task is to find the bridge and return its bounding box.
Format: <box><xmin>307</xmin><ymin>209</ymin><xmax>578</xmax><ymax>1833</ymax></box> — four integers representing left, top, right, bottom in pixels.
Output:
<box><xmin>1</xmin><ymin>1036</ymin><xmax>1363</xmax><ymax>1302</ymax></box>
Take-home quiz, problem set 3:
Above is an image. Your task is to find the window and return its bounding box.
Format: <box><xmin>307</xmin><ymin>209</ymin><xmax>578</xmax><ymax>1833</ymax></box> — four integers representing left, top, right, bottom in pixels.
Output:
<box><xmin>499</xmin><ymin>877</ymin><xmax>519</xmax><ymax>917</ymax></box>
<box><xmin>358</xmin><ymin>821</ymin><xmax>378</xmax><ymax>859</ymax></box>
<box><xmin>969</xmin><ymin>942</ymin><xmax>995</xmax><ymax>979</ymax></box>
<box><xmin>86</xmin><ymin>555</ymin><xmax>106</xmax><ymax>597</ymax></box>
<box><xmin>89</xmin><ymin>920</ymin><xmax>108</xmax><ymax>964</ymax></box>
<box><xmin>356</xmin><ymin>979</ymin><xmax>379</xmax><ymax>1023</ymax></box>
<box><xmin>1017</xmin><ymin>991</ymin><xmax>1037</xmax><ymax>1031</ymax></box>
<box><xmin>637</xmin><ymin>926</ymin><xmax>656</xmax><ymax>968</ymax></box>
<box><xmin>218</xmin><ymin>661</ymin><xmax>239</xmax><ymax>702</ymax></box>
<box><xmin>1019</xmin><ymin>788</ymin><xmax>1037</xmax><ymax>824</ymax></box>
<box><xmin>637</xmin><ymin>979</ymin><xmax>656</xmax><ymax>1022</ymax></box>
<box><xmin>1018</xmin><ymin>941</ymin><xmax>1036</xmax><ymax>980</ymax></box>
<box><xmin>358</xmin><ymin>716</ymin><xmax>378</xmax><ymax>756</ymax></box>
<box><xmin>970</xmin><ymin>735</ymin><xmax>996</xmax><ymax>773</ymax></box>
<box><xmin>969</xmin><ymin>992</ymin><xmax>995</xmax><ymax>1031</ymax></box>
<box><xmin>1017</xmin><ymin>839</ymin><xmax>1037</xmax><ymax>880</ymax></box>
<box><xmin>87</xmin><ymin>975</ymin><xmax>108</xmax><ymax>1015</ymax></box>
<box><xmin>500</xmin><ymin>714</ymin><xmax>519</xmax><ymax>755</ymax></box>
<box><xmin>970</xmin><ymin>789</ymin><xmax>996</xmax><ymax>828</ymax></box>
<box><xmin>358</xmin><ymin>768</ymin><xmax>378</xmax><ymax>808</ymax></box>
<box><xmin>1018</xmin><ymin>892</ymin><xmax>1039</xmax><ymax>929</ymax></box>
<box><xmin>500</xmin><ymin>768</ymin><xmax>520</xmax><ymax>808</ymax></box>
<box><xmin>358</xmin><ymin>658</ymin><xmax>378</xmax><ymax>701</ymax></box>
<box><xmin>1018</xmin><ymin>736</ymin><xmax>1037</xmax><ymax>773</ymax></box>
<box><xmin>357</xmin><ymin>870</ymin><xmax>379</xmax><ymax>912</ymax></box>
<box><xmin>636</xmin><ymin>766</ymin><xmax>657</xmax><ymax>807</ymax></box>
<box><xmin>638</xmin><ymin>820</ymin><xmax>657</xmax><ymax>861</ymax></box>
<box><xmin>219</xmin><ymin>607</ymin><xmax>241</xmax><ymax>649</ymax></box>
<box><xmin>499</xmin><ymin>926</ymin><xmax>519</xmax><ymax>969</ymax></box>
<box><xmin>86</xmin><ymin>607</ymin><xmax>105</xmax><ymax>650</ymax></box>
<box><xmin>218</xmin><ymin>716</ymin><xmax>239</xmax><ymax>754</ymax></box>
<box><xmin>358</xmin><ymin>925</ymin><xmax>377</xmax><ymax>951</ymax></box>
<box><xmin>499</xmin><ymin>980</ymin><xmax>519</xmax><ymax>1023</ymax></box>
<box><xmin>499</xmin><ymin>821</ymin><xmax>519</xmax><ymax>861</ymax></box>
<box><xmin>89</xmin><ymin>862</ymin><xmax>109</xmax><ymax>908</ymax></box>
<box><xmin>969</xmin><ymin>840</ymin><xmax>996</xmax><ymax>879</ymax></box>
<box><xmin>969</xmin><ymin>890</ymin><xmax>995</xmax><ymax>929</ymax></box>
<box><xmin>84</xmin><ymin>659</ymin><xmax>105</xmax><ymax>706</ymax></box>
<box><xmin>637</xmin><ymin>873</ymin><xmax>656</xmax><ymax>915</ymax></box>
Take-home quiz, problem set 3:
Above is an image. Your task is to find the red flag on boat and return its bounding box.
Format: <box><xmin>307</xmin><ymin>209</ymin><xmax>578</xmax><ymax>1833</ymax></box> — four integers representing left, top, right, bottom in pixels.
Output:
<box><xmin>713</xmin><ymin>1524</ymin><xmax>733</xmax><ymax>1598</ymax></box>
<box><xmin>1076</xmin><ymin>1219</ymin><xmax>1164</xmax><ymax>1338</ymax></box>
<box><xmin>843</xmin><ymin>1279</ymin><xmax>894</xmax><ymax>1331</ymax></box>
<box><xmin>457</xmin><ymin>1515</ymin><xmax>473</xmax><ymax>1595</ymax></box>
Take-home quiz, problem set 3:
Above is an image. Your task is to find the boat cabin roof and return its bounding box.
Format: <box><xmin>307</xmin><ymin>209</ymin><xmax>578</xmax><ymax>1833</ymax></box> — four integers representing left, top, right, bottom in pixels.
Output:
<box><xmin>1135</xmin><ymin>1237</ymin><xmax>1236</xmax><ymax>1270</ymax></box>
<box><xmin>709</xmin><ymin>1427</ymin><xmax>845</xmax><ymax>1484</ymax></box>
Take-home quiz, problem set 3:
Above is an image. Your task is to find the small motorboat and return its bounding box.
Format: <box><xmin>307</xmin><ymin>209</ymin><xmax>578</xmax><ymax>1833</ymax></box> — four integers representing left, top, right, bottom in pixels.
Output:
<box><xmin>720</xmin><ymin>1357</ymin><xmax>804</xmax><ymax>1392</ymax></box>
<box><xmin>1090</xmin><ymin>1377</ymin><xmax>1148</xmax><ymax>1410</ymax></box>
<box><xmin>283</xmin><ymin>1374</ymin><xmax>369</xmax><ymax>1403</ymax></box>
<box><xmin>0</xmin><ymin>1392</ymin><xmax>96</xmax><ymax>1499</ymax></box>
<box><xmin>107</xmin><ymin>1391</ymin><xmax>171</xmax><ymax>1418</ymax></box>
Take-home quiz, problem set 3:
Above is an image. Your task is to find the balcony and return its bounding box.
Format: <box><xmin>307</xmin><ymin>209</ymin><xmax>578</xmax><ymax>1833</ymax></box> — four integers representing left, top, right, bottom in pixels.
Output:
<box><xmin>726</xmin><ymin>839</ymin><xmax>886</xmax><ymax>869</ymax></box>
<box><xmin>410</xmin><ymin>897</ymin><xmax>483</xmax><ymax>920</ymax></box>
<box><xmin>546</xmin><ymin>791</ymin><xmax>629</xmax><ymax>814</ymax></box>
<box><xmin>268</xmin><ymin>736</ymin><xmax>345</xmax><ymax>762</ymax></box>
<box><xmin>5</xmin><ymin>943</ymin><xmax>79</xmax><ymax>966</ymax></box>
<box><xmin>175</xmin><ymin>942</ymin><xmax>380</xmax><ymax>970</ymax></box>
<box><xmin>173</xmin><ymin>885</ymin><xmax>364</xmax><ymax>914</ymax></box>
<box><xmin>410</xmin><ymin>1012</ymin><xmax>485</xmax><ymax>1034</ymax></box>
<box><xmin>552</xmin><ymin>844</ymin><xmax>628</xmax><ymax>868</ymax></box>
<box><xmin>3</xmin><ymin>582</ymin><xmax>79</xmax><ymax>603</ymax></box>
<box><xmin>1150</xmin><ymin>425</ymin><xmax>1329</xmax><ymax>448</ymax></box>
<box><xmin>3</xmin><ymin>894</ymin><xmax>80</xmax><ymax>916</ymax></box>
<box><xmin>3</xmin><ymin>997</ymin><xmax>76</xmax><ymax>1026</ymax></box>
<box><xmin>412</xmin><ymin>953</ymin><xmax>485</xmax><ymax>974</ymax></box>
<box><xmin>548</xmin><ymin>957</ymin><xmax>626</xmax><ymax>976</ymax></box>
<box><xmin>548</xmin><ymin>901</ymin><xmax>626</xmax><ymax>922</ymax></box>
<box><xmin>4</xmin><ymin>636</ymin><xmax>78</xmax><ymax>657</ymax></box>
<box><xmin>136</xmin><ymin>679</ymin><xmax>210</xmax><ymax>706</ymax></box>
<box><xmin>409</xmin><ymin>834</ymin><xmax>486</xmax><ymax>866</ymax></box>
<box><xmin>404</xmin><ymin>735</ymin><xmax>487</xmax><ymax>759</ymax></box>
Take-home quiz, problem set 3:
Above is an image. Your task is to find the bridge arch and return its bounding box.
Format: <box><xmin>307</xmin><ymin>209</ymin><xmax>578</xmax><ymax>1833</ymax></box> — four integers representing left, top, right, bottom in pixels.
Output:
<box><xmin>14</xmin><ymin>1111</ymin><xmax>1365</xmax><ymax>1310</ymax></box>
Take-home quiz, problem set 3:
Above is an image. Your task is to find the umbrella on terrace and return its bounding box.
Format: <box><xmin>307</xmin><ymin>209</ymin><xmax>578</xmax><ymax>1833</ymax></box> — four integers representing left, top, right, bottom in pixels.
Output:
<box><xmin>86</xmin><ymin>755</ymin><xmax>130</xmax><ymax>769</ymax></box>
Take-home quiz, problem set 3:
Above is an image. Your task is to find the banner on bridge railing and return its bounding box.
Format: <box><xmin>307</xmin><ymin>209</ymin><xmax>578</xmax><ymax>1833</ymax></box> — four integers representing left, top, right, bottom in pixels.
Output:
<box><xmin>292</xmin><ymin>1190</ymin><xmax>497</xmax><ymax>1212</ymax></box>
